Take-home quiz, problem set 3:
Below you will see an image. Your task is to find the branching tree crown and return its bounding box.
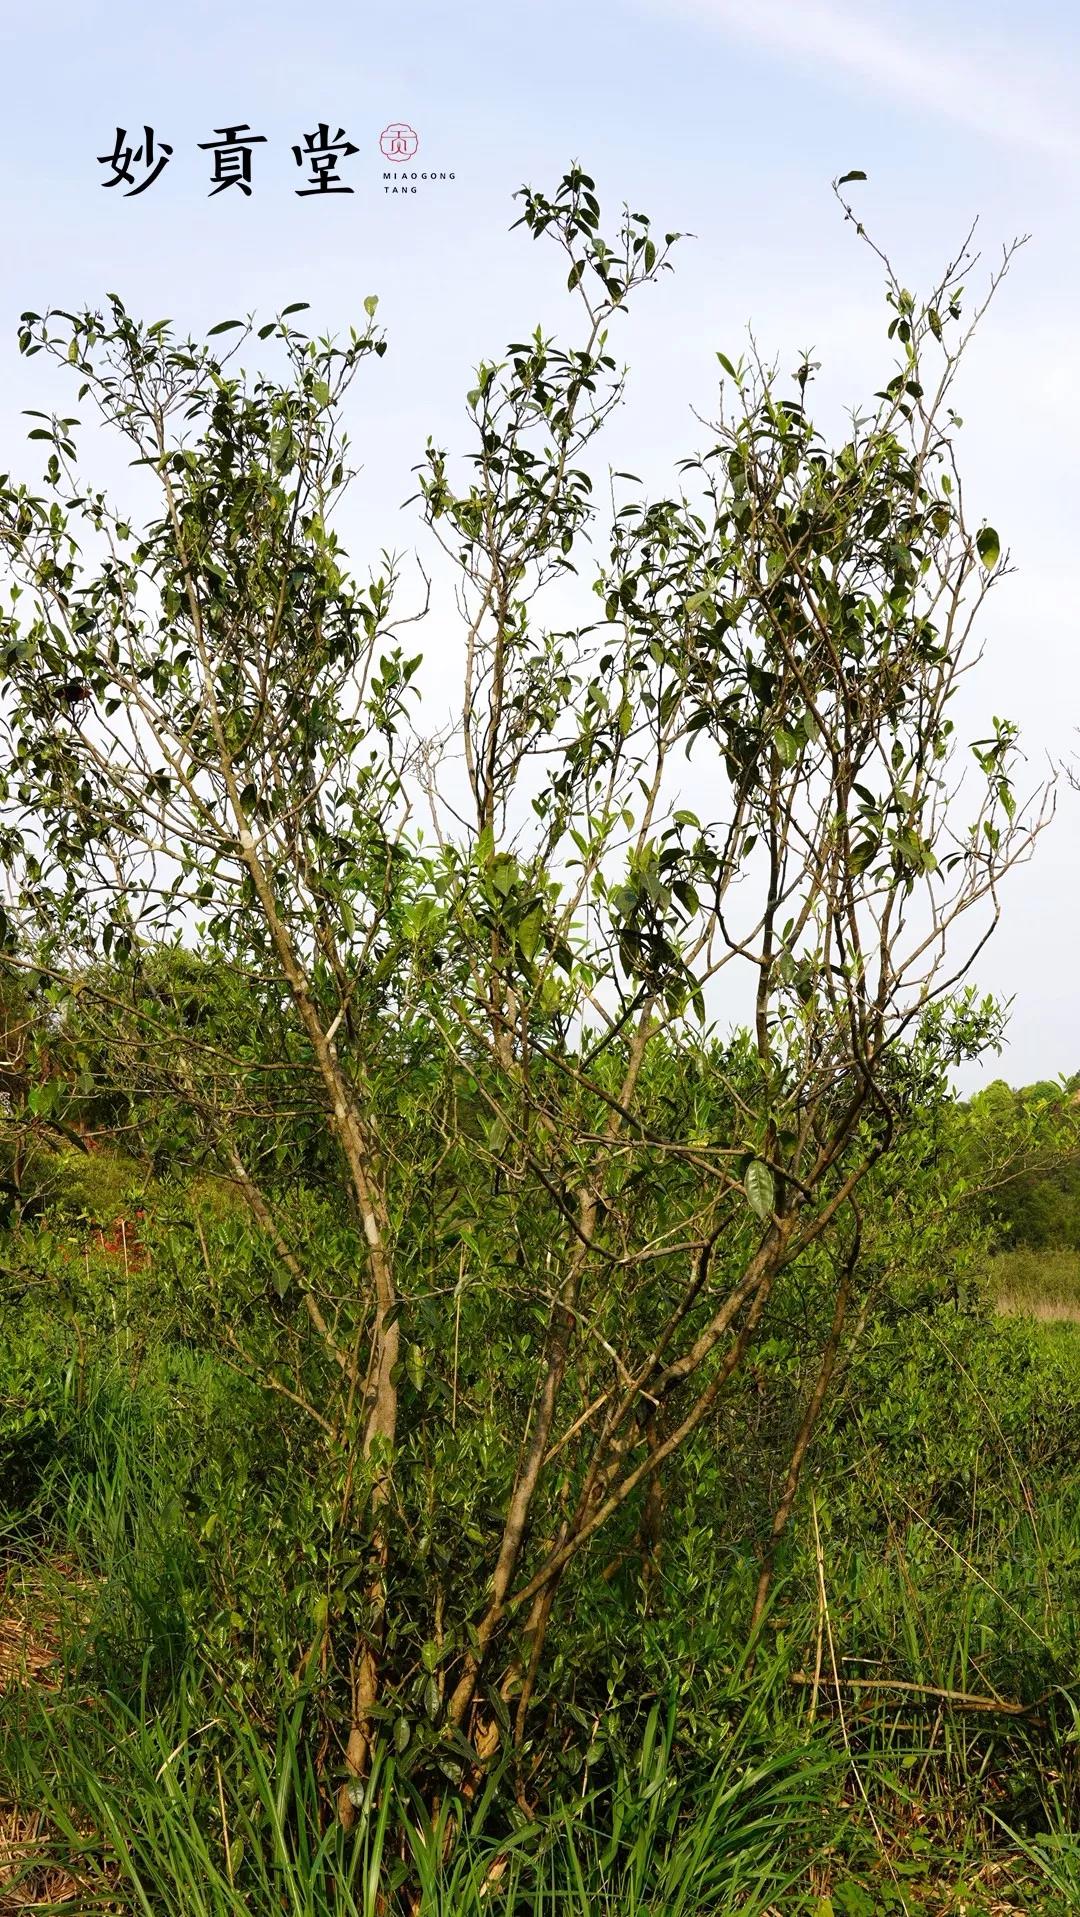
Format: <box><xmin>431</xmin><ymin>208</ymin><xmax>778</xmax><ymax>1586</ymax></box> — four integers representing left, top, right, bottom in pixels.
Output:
<box><xmin>0</xmin><ymin>166</ymin><xmax>1047</xmax><ymax>1808</ymax></box>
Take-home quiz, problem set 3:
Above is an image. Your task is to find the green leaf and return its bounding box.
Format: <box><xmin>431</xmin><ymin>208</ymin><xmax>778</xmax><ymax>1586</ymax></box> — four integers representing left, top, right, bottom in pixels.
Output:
<box><xmin>745</xmin><ymin>1159</ymin><xmax>775</xmax><ymax>1222</ymax></box>
<box><xmin>837</xmin><ymin>170</ymin><xmax>867</xmax><ymax>185</ymax></box>
<box><xmin>29</xmin><ymin>1079</ymin><xmax>66</xmax><ymax>1118</ymax></box>
<box><xmin>281</xmin><ymin>301</ymin><xmax>310</xmax><ymax>316</ymax></box>
<box><xmin>207</xmin><ymin>319</ymin><xmax>244</xmax><ymax>336</ymax></box>
<box><xmin>976</xmin><ymin>526</ymin><xmax>1000</xmax><ymax>569</ymax></box>
<box><xmin>363</xmin><ymin>294</ymin><xmax>379</xmax><ymax>317</ymax></box>
<box><xmin>517</xmin><ymin>908</ymin><xmax>544</xmax><ymax>961</ymax></box>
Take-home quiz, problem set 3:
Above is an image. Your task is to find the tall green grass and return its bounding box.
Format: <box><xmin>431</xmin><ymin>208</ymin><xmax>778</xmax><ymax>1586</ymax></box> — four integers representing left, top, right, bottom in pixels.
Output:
<box><xmin>3</xmin><ymin>1676</ymin><xmax>839</xmax><ymax>1914</ymax></box>
<box><xmin>6</xmin><ymin>1304</ymin><xmax>1080</xmax><ymax>1911</ymax></box>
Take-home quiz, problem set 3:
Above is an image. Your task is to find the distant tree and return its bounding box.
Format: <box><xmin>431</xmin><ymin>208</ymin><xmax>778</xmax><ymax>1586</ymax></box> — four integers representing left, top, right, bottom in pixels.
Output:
<box><xmin>961</xmin><ymin>1078</ymin><xmax>1080</xmax><ymax>1250</ymax></box>
<box><xmin>0</xmin><ymin>167</ymin><xmax>1046</xmax><ymax>1815</ymax></box>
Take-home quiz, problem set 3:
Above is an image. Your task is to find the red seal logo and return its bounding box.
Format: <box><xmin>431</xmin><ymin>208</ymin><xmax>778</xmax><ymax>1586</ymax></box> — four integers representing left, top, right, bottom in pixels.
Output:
<box><xmin>380</xmin><ymin>123</ymin><xmax>419</xmax><ymax>163</ymax></box>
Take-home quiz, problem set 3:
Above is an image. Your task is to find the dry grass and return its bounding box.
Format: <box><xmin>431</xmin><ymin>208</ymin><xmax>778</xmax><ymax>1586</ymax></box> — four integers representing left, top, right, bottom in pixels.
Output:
<box><xmin>990</xmin><ymin>1247</ymin><xmax>1080</xmax><ymax>1324</ymax></box>
<box><xmin>0</xmin><ymin>1805</ymin><xmax>85</xmax><ymax>1914</ymax></box>
<box><xmin>996</xmin><ymin>1294</ymin><xmax>1080</xmax><ymax>1324</ymax></box>
<box><xmin>0</xmin><ymin>1557</ymin><xmax>99</xmax><ymax>1913</ymax></box>
<box><xmin>0</xmin><ymin>1556</ymin><xmax>92</xmax><ymax>1700</ymax></box>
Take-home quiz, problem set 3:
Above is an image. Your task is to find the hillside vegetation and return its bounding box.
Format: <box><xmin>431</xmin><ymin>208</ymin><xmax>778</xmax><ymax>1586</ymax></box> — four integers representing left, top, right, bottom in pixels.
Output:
<box><xmin>1</xmin><ymin>167</ymin><xmax>1077</xmax><ymax>1913</ymax></box>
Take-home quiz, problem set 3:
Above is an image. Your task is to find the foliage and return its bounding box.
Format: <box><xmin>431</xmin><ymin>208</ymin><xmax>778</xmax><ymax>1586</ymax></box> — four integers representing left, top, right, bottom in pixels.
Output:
<box><xmin>0</xmin><ymin>163</ymin><xmax>1056</xmax><ymax>1893</ymax></box>
<box><xmin>5</xmin><ymin>1213</ymin><xmax>1080</xmax><ymax>1908</ymax></box>
<box><xmin>958</xmin><ymin>1077</ymin><xmax>1080</xmax><ymax>1252</ymax></box>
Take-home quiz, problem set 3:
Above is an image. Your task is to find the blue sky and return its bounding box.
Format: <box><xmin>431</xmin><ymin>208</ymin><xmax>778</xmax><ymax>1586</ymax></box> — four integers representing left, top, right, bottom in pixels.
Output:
<box><xmin>2</xmin><ymin>0</ymin><xmax>1077</xmax><ymax>1086</ymax></box>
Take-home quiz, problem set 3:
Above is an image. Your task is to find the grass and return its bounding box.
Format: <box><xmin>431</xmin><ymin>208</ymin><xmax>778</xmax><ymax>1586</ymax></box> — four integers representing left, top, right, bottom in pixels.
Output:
<box><xmin>7</xmin><ymin>1280</ymin><xmax>1080</xmax><ymax>1910</ymax></box>
<box><xmin>990</xmin><ymin>1247</ymin><xmax>1080</xmax><ymax>1321</ymax></box>
<box><xmin>1</xmin><ymin>1665</ymin><xmax>840</xmax><ymax>1915</ymax></box>
<box><xmin>0</xmin><ymin>1348</ymin><xmax>842</xmax><ymax>1912</ymax></box>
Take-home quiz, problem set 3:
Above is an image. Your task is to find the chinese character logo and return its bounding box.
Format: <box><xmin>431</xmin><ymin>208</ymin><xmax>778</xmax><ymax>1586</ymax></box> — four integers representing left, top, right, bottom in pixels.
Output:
<box><xmin>97</xmin><ymin>126</ymin><xmax>173</xmax><ymax>197</ymax></box>
<box><xmin>379</xmin><ymin>122</ymin><xmax>419</xmax><ymax>163</ymax></box>
<box><xmin>197</xmin><ymin>123</ymin><xmax>267</xmax><ymax>196</ymax></box>
<box><xmin>292</xmin><ymin>124</ymin><xmax>358</xmax><ymax>195</ymax></box>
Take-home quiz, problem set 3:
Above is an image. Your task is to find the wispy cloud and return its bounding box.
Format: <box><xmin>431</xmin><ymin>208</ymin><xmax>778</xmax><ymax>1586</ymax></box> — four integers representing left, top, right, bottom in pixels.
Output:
<box><xmin>649</xmin><ymin>0</ymin><xmax>1079</xmax><ymax>161</ymax></box>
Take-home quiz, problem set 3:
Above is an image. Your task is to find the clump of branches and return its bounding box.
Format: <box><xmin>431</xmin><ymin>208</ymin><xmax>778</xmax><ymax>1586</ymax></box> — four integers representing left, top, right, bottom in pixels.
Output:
<box><xmin>0</xmin><ymin>166</ymin><xmax>1048</xmax><ymax>1818</ymax></box>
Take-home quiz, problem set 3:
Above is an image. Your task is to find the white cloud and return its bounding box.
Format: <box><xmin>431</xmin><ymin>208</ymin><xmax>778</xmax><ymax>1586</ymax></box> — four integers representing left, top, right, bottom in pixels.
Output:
<box><xmin>649</xmin><ymin>0</ymin><xmax>1080</xmax><ymax>162</ymax></box>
